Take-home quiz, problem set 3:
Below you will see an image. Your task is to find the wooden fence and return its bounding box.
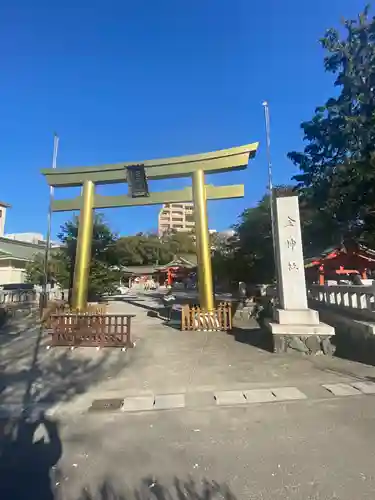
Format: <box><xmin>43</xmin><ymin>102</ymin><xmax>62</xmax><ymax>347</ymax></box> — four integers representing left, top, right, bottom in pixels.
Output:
<box><xmin>47</xmin><ymin>312</ymin><xmax>135</xmax><ymax>348</ymax></box>
<box><xmin>181</xmin><ymin>302</ymin><xmax>232</xmax><ymax>331</ymax></box>
<box><xmin>42</xmin><ymin>302</ymin><xmax>107</xmax><ymax>325</ymax></box>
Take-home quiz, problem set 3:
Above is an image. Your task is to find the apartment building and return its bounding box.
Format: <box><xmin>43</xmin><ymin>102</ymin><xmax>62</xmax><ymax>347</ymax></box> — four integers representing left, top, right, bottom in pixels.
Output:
<box><xmin>158</xmin><ymin>202</ymin><xmax>195</xmax><ymax>235</ymax></box>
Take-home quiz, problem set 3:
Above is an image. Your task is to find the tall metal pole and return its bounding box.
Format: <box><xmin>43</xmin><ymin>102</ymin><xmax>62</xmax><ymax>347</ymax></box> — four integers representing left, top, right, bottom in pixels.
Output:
<box><xmin>192</xmin><ymin>169</ymin><xmax>215</xmax><ymax>311</ymax></box>
<box><xmin>71</xmin><ymin>180</ymin><xmax>95</xmax><ymax>311</ymax></box>
<box><xmin>41</xmin><ymin>134</ymin><xmax>59</xmax><ymax>311</ymax></box>
<box><xmin>262</xmin><ymin>101</ymin><xmax>277</xmax><ymax>262</ymax></box>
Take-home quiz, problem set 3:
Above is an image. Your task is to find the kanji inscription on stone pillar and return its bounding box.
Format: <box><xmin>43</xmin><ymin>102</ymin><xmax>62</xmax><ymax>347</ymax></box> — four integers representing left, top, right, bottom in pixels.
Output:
<box><xmin>273</xmin><ymin>195</ymin><xmax>308</xmax><ymax>310</ymax></box>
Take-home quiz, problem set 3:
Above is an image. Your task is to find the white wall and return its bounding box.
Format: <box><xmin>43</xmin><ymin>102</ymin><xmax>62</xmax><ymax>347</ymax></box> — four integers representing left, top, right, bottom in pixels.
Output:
<box><xmin>0</xmin><ymin>206</ymin><xmax>7</xmax><ymax>237</ymax></box>
<box><xmin>0</xmin><ymin>260</ymin><xmax>27</xmax><ymax>285</ymax></box>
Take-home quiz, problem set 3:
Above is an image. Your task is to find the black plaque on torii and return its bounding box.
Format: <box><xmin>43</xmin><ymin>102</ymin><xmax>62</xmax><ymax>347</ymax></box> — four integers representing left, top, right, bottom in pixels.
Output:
<box><xmin>126</xmin><ymin>164</ymin><xmax>149</xmax><ymax>198</ymax></box>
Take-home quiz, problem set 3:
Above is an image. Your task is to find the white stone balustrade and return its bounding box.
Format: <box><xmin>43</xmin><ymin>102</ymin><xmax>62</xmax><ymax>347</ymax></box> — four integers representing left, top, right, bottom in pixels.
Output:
<box><xmin>0</xmin><ymin>290</ymin><xmax>36</xmax><ymax>305</ymax></box>
<box><xmin>0</xmin><ymin>288</ymin><xmax>66</xmax><ymax>306</ymax></box>
<box><xmin>308</xmin><ymin>284</ymin><xmax>375</xmax><ymax>320</ymax></box>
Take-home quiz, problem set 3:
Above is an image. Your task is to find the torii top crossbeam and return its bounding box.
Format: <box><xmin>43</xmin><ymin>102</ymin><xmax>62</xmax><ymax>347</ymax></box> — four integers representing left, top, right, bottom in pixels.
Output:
<box><xmin>41</xmin><ymin>143</ymin><xmax>259</xmax><ymax>187</ymax></box>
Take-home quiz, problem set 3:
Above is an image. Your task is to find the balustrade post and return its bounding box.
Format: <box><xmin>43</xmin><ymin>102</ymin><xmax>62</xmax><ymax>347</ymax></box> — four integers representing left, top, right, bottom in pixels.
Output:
<box><xmin>359</xmin><ymin>293</ymin><xmax>367</xmax><ymax>309</ymax></box>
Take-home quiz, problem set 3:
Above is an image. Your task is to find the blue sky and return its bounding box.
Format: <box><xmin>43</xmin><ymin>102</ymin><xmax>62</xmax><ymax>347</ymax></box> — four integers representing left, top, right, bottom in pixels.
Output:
<box><xmin>0</xmin><ymin>0</ymin><xmax>366</xmax><ymax>238</ymax></box>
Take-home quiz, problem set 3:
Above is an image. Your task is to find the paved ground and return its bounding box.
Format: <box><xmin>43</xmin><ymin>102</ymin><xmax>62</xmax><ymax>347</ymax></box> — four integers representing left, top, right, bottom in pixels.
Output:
<box><xmin>2</xmin><ymin>397</ymin><xmax>375</xmax><ymax>499</ymax></box>
<box><xmin>62</xmin><ymin>397</ymin><xmax>375</xmax><ymax>499</ymax></box>
<box><xmin>142</xmin><ymin>288</ymin><xmax>236</xmax><ymax>303</ymax></box>
<box><xmin>1</xmin><ymin>299</ymin><xmax>375</xmax><ymax>414</ymax></box>
<box><xmin>1</xmin><ymin>301</ymin><xmax>375</xmax><ymax>499</ymax></box>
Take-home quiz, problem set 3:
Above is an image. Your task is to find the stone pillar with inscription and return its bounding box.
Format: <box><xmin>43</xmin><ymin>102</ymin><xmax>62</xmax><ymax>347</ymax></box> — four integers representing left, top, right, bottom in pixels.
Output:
<box><xmin>266</xmin><ymin>195</ymin><xmax>335</xmax><ymax>354</ymax></box>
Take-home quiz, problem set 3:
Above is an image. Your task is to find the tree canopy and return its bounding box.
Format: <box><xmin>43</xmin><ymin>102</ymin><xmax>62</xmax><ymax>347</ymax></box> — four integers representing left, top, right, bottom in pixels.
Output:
<box><xmin>210</xmin><ymin>184</ymin><xmax>342</xmax><ymax>286</ymax></box>
<box><xmin>217</xmin><ymin>187</ymin><xmax>291</xmax><ymax>285</ymax></box>
<box><xmin>288</xmin><ymin>5</ymin><xmax>375</xmax><ymax>246</ymax></box>
<box><xmin>26</xmin><ymin>216</ymin><xmax>197</xmax><ymax>295</ymax></box>
<box><xmin>25</xmin><ymin>250</ymin><xmax>68</xmax><ymax>287</ymax></box>
<box><xmin>212</xmin><ymin>8</ymin><xmax>375</xmax><ymax>286</ymax></box>
<box><xmin>115</xmin><ymin>230</ymin><xmax>195</xmax><ymax>266</ymax></box>
<box><xmin>26</xmin><ymin>214</ymin><xmax>121</xmax><ymax>298</ymax></box>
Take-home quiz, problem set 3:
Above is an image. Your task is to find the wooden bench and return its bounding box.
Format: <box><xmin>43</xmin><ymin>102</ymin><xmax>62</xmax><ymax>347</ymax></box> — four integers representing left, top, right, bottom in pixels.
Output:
<box><xmin>47</xmin><ymin>312</ymin><xmax>135</xmax><ymax>348</ymax></box>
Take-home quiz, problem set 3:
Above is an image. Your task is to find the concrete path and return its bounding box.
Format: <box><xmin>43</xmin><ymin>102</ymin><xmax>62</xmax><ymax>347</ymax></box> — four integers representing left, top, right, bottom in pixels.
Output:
<box><xmin>1</xmin><ymin>301</ymin><xmax>375</xmax><ymax>418</ymax></box>
<box><xmin>2</xmin><ymin>395</ymin><xmax>375</xmax><ymax>499</ymax></box>
<box><xmin>55</xmin><ymin>396</ymin><xmax>375</xmax><ymax>500</ymax></box>
<box><xmin>1</xmin><ymin>304</ymin><xmax>375</xmax><ymax>499</ymax></box>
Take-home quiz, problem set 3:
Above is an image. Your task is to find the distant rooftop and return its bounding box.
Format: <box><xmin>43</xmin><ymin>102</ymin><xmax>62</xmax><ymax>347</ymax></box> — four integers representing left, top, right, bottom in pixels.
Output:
<box><xmin>0</xmin><ymin>201</ymin><xmax>11</xmax><ymax>208</ymax></box>
<box><xmin>4</xmin><ymin>233</ymin><xmax>60</xmax><ymax>247</ymax></box>
<box><xmin>0</xmin><ymin>236</ymin><xmax>45</xmax><ymax>261</ymax></box>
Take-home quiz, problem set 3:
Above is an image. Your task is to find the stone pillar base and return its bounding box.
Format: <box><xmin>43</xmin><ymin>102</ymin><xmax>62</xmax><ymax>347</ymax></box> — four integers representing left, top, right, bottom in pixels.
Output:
<box><xmin>274</xmin><ymin>308</ymin><xmax>320</xmax><ymax>325</ymax></box>
<box><xmin>265</xmin><ymin>320</ymin><xmax>335</xmax><ymax>355</ymax></box>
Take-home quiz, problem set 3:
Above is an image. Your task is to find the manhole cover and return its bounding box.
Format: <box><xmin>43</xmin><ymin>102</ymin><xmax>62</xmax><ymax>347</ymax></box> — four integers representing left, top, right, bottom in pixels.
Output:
<box><xmin>89</xmin><ymin>399</ymin><xmax>124</xmax><ymax>411</ymax></box>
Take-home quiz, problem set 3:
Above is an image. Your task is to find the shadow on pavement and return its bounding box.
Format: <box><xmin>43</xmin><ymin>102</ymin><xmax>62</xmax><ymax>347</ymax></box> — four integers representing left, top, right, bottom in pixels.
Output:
<box><xmin>128</xmin><ymin>300</ymin><xmax>164</xmax><ymax>317</ymax></box>
<box><xmin>0</xmin><ymin>415</ymin><xmax>236</xmax><ymax>500</ymax></box>
<box><xmin>0</xmin><ymin>310</ymin><xmax>37</xmax><ymax>348</ymax></box>
<box><xmin>127</xmin><ymin>299</ymin><xmax>183</xmax><ymax>328</ymax></box>
<box><xmin>75</xmin><ymin>477</ymin><xmax>237</xmax><ymax>499</ymax></box>
<box><xmin>232</xmin><ymin>326</ymin><xmax>273</xmax><ymax>353</ymax></box>
<box><xmin>331</xmin><ymin>332</ymin><xmax>375</xmax><ymax>367</ymax></box>
<box><xmin>0</xmin><ymin>413</ymin><xmax>62</xmax><ymax>500</ymax></box>
<box><xmin>0</xmin><ymin>316</ymin><xmax>130</xmax><ymax>413</ymax></box>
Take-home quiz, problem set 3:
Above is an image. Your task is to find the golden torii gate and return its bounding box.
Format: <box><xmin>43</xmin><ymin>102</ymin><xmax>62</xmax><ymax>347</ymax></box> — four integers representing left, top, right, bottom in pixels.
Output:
<box><xmin>41</xmin><ymin>143</ymin><xmax>258</xmax><ymax>312</ymax></box>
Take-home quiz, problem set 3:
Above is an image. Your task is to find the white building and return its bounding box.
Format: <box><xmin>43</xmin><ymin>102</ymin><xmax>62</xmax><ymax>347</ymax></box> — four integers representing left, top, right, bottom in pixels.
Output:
<box><xmin>219</xmin><ymin>229</ymin><xmax>235</xmax><ymax>238</ymax></box>
<box><xmin>0</xmin><ymin>236</ymin><xmax>46</xmax><ymax>285</ymax></box>
<box><xmin>0</xmin><ymin>201</ymin><xmax>10</xmax><ymax>238</ymax></box>
<box><xmin>158</xmin><ymin>202</ymin><xmax>195</xmax><ymax>236</ymax></box>
<box><xmin>0</xmin><ymin>200</ymin><xmax>60</xmax><ymax>285</ymax></box>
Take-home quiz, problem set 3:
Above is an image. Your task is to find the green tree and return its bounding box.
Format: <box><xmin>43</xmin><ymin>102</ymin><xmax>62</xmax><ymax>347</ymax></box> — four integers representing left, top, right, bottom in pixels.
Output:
<box><xmin>58</xmin><ymin>213</ymin><xmax>119</xmax><ymax>266</ymax></box>
<box><xmin>211</xmin><ymin>194</ymin><xmax>275</xmax><ymax>287</ymax></box>
<box><xmin>115</xmin><ymin>230</ymin><xmax>196</xmax><ymax>267</ymax></box>
<box><xmin>162</xmin><ymin>230</ymin><xmax>196</xmax><ymax>256</ymax></box>
<box><xmin>25</xmin><ymin>250</ymin><xmax>68</xmax><ymax>286</ymax></box>
<box><xmin>213</xmin><ymin>185</ymin><xmax>330</xmax><ymax>286</ymax></box>
<box><xmin>26</xmin><ymin>214</ymin><xmax>121</xmax><ymax>298</ymax></box>
<box><xmin>116</xmin><ymin>234</ymin><xmax>167</xmax><ymax>266</ymax></box>
<box><xmin>232</xmin><ymin>192</ymin><xmax>276</xmax><ymax>284</ymax></box>
<box><xmin>115</xmin><ymin>236</ymin><xmax>145</xmax><ymax>266</ymax></box>
<box><xmin>288</xmin><ymin>6</ymin><xmax>375</xmax><ymax>246</ymax></box>
<box><xmin>211</xmin><ymin>237</ymin><xmax>241</xmax><ymax>289</ymax></box>
<box><xmin>58</xmin><ymin>214</ymin><xmax>120</xmax><ymax>298</ymax></box>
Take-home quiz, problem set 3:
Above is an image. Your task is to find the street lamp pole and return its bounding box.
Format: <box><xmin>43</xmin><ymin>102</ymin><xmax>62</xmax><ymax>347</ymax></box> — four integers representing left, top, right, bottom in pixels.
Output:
<box><xmin>262</xmin><ymin>101</ymin><xmax>277</xmax><ymax>268</ymax></box>
<box><xmin>41</xmin><ymin>133</ymin><xmax>59</xmax><ymax>313</ymax></box>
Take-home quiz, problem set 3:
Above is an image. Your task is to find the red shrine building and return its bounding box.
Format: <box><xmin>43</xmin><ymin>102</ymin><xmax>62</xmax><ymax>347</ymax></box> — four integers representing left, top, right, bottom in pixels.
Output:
<box><xmin>304</xmin><ymin>242</ymin><xmax>375</xmax><ymax>284</ymax></box>
<box><xmin>121</xmin><ymin>254</ymin><xmax>197</xmax><ymax>287</ymax></box>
